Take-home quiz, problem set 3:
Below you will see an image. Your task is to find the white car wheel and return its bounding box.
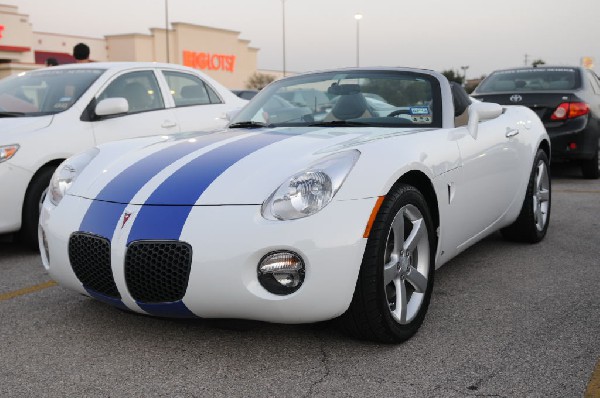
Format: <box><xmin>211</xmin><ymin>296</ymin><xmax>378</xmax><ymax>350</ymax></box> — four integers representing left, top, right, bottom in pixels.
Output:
<box><xmin>340</xmin><ymin>184</ymin><xmax>435</xmax><ymax>343</ymax></box>
<box><xmin>501</xmin><ymin>149</ymin><xmax>551</xmax><ymax>243</ymax></box>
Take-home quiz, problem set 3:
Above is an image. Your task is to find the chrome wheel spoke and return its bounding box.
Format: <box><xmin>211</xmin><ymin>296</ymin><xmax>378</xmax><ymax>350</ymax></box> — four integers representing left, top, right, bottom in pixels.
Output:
<box><xmin>536</xmin><ymin>162</ymin><xmax>546</xmax><ymax>190</ymax></box>
<box><xmin>390</xmin><ymin>214</ymin><xmax>405</xmax><ymax>258</ymax></box>
<box><xmin>383</xmin><ymin>259</ymin><xmax>398</xmax><ymax>286</ymax></box>
<box><xmin>405</xmin><ymin>266</ymin><xmax>428</xmax><ymax>293</ymax></box>
<box><xmin>538</xmin><ymin>188</ymin><xmax>550</xmax><ymax>203</ymax></box>
<box><xmin>393</xmin><ymin>278</ymin><xmax>407</xmax><ymax>324</ymax></box>
<box><xmin>403</xmin><ymin>218</ymin><xmax>425</xmax><ymax>253</ymax></box>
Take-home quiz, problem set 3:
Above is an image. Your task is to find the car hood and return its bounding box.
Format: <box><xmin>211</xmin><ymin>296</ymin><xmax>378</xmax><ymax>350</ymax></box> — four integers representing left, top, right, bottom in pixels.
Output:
<box><xmin>70</xmin><ymin>126</ymin><xmax>429</xmax><ymax>205</ymax></box>
<box><xmin>0</xmin><ymin>116</ymin><xmax>53</xmax><ymax>141</ymax></box>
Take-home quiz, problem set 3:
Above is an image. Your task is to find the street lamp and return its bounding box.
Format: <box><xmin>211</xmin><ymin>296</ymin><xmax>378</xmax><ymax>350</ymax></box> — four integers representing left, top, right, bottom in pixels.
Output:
<box><xmin>282</xmin><ymin>0</ymin><xmax>286</xmax><ymax>77</ymax></box>
<box><xmin>461</xmin><ymin>65</ymin><xmax>469</xmax><ymax>87</ymax></box>
<box><xmin>354</xmin><ymin>13</ymin><xmax>363</xmax><ymax>67</ymax></box>
<box><xmin>165</xmin><ymin>0</ymin><xmax>170</xmax><ymax>62</ymax></box>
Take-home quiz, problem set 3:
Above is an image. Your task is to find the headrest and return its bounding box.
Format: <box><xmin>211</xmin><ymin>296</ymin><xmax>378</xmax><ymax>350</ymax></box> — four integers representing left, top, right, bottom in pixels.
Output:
<box><xmin>328</xmin><ymin>83</ymin><xmax>361</xmax><ymax>96</ymax></box>
<box><xmin>181</xmin><ymin>85</ymin><xmax>205</xmax><ymax>99</ymax></box>
<box><xmin>331</xmin><ymin>93</ymin><xmax>367</xmax><ymax>120</ymax></box>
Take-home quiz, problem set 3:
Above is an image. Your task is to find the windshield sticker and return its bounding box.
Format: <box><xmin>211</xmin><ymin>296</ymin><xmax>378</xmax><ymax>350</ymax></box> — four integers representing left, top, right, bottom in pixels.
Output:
<box><xmin>58</xmin><ymin>97</ymin><xmax>72</xmax><ymax>102</ymax></box>
<box><xmin>412</xmin><ymin>115</ymin><xmax>432</xmax><ymax>124</ymax></box>
<box><xmin>410</xmin><ymin>106</ymin><xmax>430</xmax><ymax>115</ymax></box>
<box><xmin>53</xmin><ymin>102</ymin><xmax>70</xmax><ymax>110</ymax></box>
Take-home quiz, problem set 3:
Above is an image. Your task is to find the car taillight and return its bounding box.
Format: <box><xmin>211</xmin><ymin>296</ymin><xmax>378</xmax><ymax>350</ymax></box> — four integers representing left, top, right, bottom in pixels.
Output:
<box><xmin>551</xmin><ymin>102</ymin><xmax>589</xmax><ymax>120</ymax></box>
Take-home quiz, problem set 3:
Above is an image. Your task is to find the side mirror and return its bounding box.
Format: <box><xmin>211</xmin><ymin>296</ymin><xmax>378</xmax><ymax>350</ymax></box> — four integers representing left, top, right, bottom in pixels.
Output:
<box><xmin>467</xmin><ymin>102</ymin><xmax>503</xmax><ymax>139</ymax></box>
<box><xmin>95</xmin><ymin>97</ymin><xmax>129</xmax><ymax>117</ymax></box>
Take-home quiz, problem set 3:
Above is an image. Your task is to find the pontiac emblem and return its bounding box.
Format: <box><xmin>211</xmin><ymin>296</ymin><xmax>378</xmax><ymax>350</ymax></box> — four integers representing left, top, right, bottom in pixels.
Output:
<box><xmin>509</xmin><ymin>94</ymin><xmax>523</xmax><ymax>103</ymax></box>
<box><xmin>121</xmin><ymin>212</ymin><xmax>132</xmax><ymax>228</ymax></box>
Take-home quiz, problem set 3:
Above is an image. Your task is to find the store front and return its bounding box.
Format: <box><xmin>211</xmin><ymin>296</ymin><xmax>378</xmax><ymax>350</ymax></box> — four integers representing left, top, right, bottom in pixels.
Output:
<box><xmin>0</xmin><ymin>3</ymin><xmax>266</xmax><ymax>88</ymax></box>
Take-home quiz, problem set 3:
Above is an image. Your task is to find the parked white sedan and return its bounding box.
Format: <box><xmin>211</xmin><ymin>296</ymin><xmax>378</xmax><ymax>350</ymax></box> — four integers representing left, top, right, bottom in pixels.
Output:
<box><xmin>40</xmin><ymin>67</ymin><xmax>551</xmax><ymax>343</ymax></box>
<box><xmin>0</xmin><ymin>62</ymin><xmax>246</xmax><ymax>246</ymax></box>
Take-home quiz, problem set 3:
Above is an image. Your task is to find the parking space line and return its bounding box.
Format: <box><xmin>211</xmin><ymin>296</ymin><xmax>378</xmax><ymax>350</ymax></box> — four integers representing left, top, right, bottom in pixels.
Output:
<box><xmin>0</xmin><ymin>280</ymin><xmax>57</xmax><ymax>301</ymax></box>
<box><xmin>585</xmin><ymin>359</ymin><xmax>600</xmax><ymax>398</ymax></box>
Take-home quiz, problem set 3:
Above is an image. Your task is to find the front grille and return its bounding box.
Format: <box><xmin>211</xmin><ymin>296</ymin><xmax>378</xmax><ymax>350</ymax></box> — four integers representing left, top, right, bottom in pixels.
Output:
<box><xmin>125</xmin><ymin>241</ymin><xmax>193</xmax><ymax>303</ymax></box>
<box><xmin>69</xmin><ymin>233</ymin><xmax>120</xmax><ymax>298</ymax></box>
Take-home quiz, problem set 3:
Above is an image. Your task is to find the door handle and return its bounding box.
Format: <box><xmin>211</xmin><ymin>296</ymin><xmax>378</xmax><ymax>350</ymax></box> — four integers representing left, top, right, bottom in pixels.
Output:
<box><xmin>161</xmin><ymin>120</ymin><xmax>177</xmax><ymax>128</ymax></box>
<box><xmin>505</xmin><ymin>128</ymin><xmax>519</xmax><ymax>138</ymax></box>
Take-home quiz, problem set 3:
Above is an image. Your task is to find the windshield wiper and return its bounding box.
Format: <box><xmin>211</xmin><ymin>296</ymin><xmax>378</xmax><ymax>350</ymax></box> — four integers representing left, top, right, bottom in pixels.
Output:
<box><xmin>228</xmin><ymin>121</ymin><xmax>273</xmax><ymax>129</ymax></box>
<box><xmin>308</xmin><ymin>120</ymin><xmax>370</xmax><ymax>127</ymax></box>
<box><xmin>0</xmin><ymin>111</ymin><xmax>26</xmax><ymax>118</ymax></box>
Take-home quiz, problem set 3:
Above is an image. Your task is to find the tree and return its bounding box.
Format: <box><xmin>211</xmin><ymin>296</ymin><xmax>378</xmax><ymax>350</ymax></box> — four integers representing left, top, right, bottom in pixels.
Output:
<box><xmin>532</xmin><ymin>59</ymin><xmax>546</xmax><ymax>67</ymax></box>
<box><xmin>246</xmin><ymin>72</ymin><xmax>276</xmax><ymax>90</ymax></box>
<box><xmin>441</xmin><ymin>69</ymin><xmax>464</xmax><ymax>85</ymax></box>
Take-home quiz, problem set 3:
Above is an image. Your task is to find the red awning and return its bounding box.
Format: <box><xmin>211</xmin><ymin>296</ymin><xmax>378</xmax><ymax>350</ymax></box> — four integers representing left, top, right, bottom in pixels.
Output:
<box><xmin>0</xmin><ymin>45</ymin><xmax>31</xmax><ymax>53</ymax></box>
<box><xmin>34</xmin><ymin>51</ymin><xmax>76</xmax><ymax>65</ymax></box>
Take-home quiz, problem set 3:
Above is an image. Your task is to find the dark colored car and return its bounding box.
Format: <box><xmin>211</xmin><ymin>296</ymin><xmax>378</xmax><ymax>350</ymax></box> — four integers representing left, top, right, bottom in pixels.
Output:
<box><xmin>472</xmin><ymin>66</ymin><xmax>600</xmax><ymax>178</ymax></box>
<box><xmin>232</xmin><ymin>89</ymin><xmax>259</xmax><ymax>100</ymax></box>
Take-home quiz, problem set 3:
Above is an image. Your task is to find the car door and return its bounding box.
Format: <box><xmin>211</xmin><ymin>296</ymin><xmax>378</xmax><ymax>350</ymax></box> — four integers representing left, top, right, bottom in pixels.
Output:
<box><xmin>160</xmin><ymin>70</ymin><xmax>230</xmax><ymax>132</ymax></box>
<box><xmin>91</xmin><ymin>69</ymin><xmax>180</xmax><ymax>145</ymax></box>
<box><xmin>449</xmin><ymin>113</ymin><xmax>526</xmax><ymax>248</ymax></box>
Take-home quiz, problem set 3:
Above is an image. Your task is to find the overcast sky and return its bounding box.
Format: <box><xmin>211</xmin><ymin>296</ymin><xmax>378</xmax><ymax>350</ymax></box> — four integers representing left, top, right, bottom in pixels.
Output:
<box><xmin>6</xmin><ymin>0</ymin><xmax>600</xmax><ymax>78</ymax></box>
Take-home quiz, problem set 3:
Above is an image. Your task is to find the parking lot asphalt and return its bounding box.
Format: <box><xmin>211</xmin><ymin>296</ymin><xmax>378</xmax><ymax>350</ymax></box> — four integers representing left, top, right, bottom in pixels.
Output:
<box><xmin>1</xmin><ymin>163</ymin><xmax>599</xmax><ymax>398</ymax></box>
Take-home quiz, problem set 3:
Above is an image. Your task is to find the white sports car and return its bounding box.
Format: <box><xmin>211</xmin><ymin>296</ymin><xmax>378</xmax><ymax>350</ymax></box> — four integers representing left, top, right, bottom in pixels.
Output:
<box><xmin>39</xmin><ymin>68</ymin><xmax>551</xmax><ymax>343</ymax></box>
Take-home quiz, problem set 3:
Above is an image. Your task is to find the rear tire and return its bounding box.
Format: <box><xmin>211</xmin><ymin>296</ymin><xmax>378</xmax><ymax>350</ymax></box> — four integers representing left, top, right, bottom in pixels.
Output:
<box><xmin>339</xmin><ymin>184</ymin><xmax>435</xmax><ymax>343</ymax></box>
<box><xmin>501</xmin><ymin>149</ymin><xmax>551</xmax><ymax>243</ymax></box>
<box><xmin>581</xmin><ymin>146</ymin><xmax>599</xmax><ymax>179</ymax></box>
<box><xmin>19</xmin><ymin>166</ymin><xmax>55</xmax><ymax>249</ymax></box>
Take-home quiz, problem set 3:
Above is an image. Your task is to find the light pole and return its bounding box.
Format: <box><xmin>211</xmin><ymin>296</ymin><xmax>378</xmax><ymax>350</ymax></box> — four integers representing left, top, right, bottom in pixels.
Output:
<box><xmin>165</xmin><ymin>0</ymin><xmax>170</xmax><ymax>62</ymax></box>
<box><xmin>282</xmin><ymin>0</ymin><xmax>286</xmax><ymax>77</ymax></box>
<box><xmin>460</xmin><ymin>65</ymin><xmax>469</xmax><ymax>87</ymax></box>
<box><xmin>354</xmin><ymin>13</ymin><xmax>362</xmax><ymax>67</ymax></box>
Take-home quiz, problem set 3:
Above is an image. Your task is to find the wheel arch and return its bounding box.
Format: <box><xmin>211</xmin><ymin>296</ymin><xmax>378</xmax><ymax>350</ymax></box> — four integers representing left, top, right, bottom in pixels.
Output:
<box><xmin>22</xmin><ymin>159</ymin><xmax>65</xmax><ymax>214</ymax></box>
<box><xmin>539</xmin><ymin>138</ymin><xmax>551</xmax><ymax>163</ymax></box>
<box><xmin>391</xmin><ymin>170</ymin><xmax>440</xmax><ymax>241</ymax></box>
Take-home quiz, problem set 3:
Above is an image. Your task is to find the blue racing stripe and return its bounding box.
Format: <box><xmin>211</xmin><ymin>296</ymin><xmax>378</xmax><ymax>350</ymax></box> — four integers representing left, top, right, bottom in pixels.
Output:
<box><xmin>79</xmin><ymin>130</ymin><xmax>244</xmax><ymax>239</ymax></box>
<box><xmin>137</xmin><ymin>301</ymin><xmax>197</xmax><ymax>318</ymax></box>
<box><xmin>127</xmin><ymin>131</ymin><xmax>292</xmax><ymax>243</ymax></box>
<box><xmin>85</xmin><ymin>287</ymin><xmax>129</xmax><ymax>311</ymax></box>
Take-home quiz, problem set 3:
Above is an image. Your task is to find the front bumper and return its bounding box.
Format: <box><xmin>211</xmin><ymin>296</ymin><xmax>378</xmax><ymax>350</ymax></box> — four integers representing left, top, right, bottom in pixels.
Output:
<box><xmin>0</xmin><ymin>162</ymin><xmax>33</xmax><ymax>234</ymax></box>
<box><xmin>40</xmin><ymin>195</ymin><xmax>376</xmax><ymax>323</ymax></box>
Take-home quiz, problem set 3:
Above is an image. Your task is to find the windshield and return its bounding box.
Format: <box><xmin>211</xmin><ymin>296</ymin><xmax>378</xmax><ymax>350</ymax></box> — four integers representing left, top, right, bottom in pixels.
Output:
<box><xmin>476</xmin><ymin>68</ymin><xmax>582</xmax><ymax>93</ymax></box>
<box><xmin>231</xmin><ymin>70</ymin><xmax>442</xmax><ymax>128</ymax></box>
<box><xmin>0</xmin><ymin>68</ymin><xmax>104</xmax><ymax>116</ymax></box>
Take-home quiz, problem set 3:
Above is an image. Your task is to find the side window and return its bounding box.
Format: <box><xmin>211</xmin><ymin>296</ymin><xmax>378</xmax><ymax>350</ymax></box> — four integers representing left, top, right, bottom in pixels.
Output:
<box><xmin>98</xmin><ymin>70</ymin><xmax>164</xmax><ymax>113</ymax></box>
<box><xmin>163</xmin><ymin>71</ymin><xmax>223</xmax><ymax>107</ymax></box>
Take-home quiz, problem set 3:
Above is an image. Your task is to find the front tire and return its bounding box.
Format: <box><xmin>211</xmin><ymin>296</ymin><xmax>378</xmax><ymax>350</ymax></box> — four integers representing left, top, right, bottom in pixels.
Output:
<box><xmin>339</xmin><ymin>184</ymin><xmax>436</xmax><ymax>343</ymax></box>
<box><xmin>501</xmin><ymin>149</ymin><xmax>551</xmax><ymax>243</ymax></box>
<box><xmin>19</xmin><ymin>166</ymin><xmax>55</xmax><ymax>249</ymax></box>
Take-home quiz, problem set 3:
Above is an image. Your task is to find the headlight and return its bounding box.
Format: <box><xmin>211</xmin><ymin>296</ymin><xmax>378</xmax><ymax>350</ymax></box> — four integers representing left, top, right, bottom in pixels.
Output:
<box><xmin>262</xmin><ymin>150</ymin><xmax>360</xmax><ymax>220</ymax></box>
<box><xmin>49</xmin><ymin>148</ymin><xmax>99</xmax><ymax>205</ymax></box>
<box><xmin>0</xmin><ymin>144</ymin><xmax>19</xmax><ymax>163</ymax></box>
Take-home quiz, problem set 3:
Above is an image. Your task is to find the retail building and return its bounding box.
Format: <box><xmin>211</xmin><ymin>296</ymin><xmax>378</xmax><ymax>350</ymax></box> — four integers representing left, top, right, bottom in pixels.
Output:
<box><xmin>0</xmin><ymin>4</ymin><xmax>281</xmax><ymax>88</ymax></box>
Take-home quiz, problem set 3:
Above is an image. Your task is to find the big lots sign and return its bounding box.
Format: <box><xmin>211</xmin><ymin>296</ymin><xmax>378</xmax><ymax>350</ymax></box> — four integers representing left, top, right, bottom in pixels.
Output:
<box><xmin>183</xmin><ymin>50</ymin><xmax>236</xmax><ymax>73</ymax></box>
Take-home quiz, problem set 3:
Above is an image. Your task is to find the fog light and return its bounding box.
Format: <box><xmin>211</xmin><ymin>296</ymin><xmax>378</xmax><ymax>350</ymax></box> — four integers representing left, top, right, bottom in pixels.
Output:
<box><xmin>258</xmin><ymin>251</ymin><xmax>305</xmax><ymax>295</ymax></box>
